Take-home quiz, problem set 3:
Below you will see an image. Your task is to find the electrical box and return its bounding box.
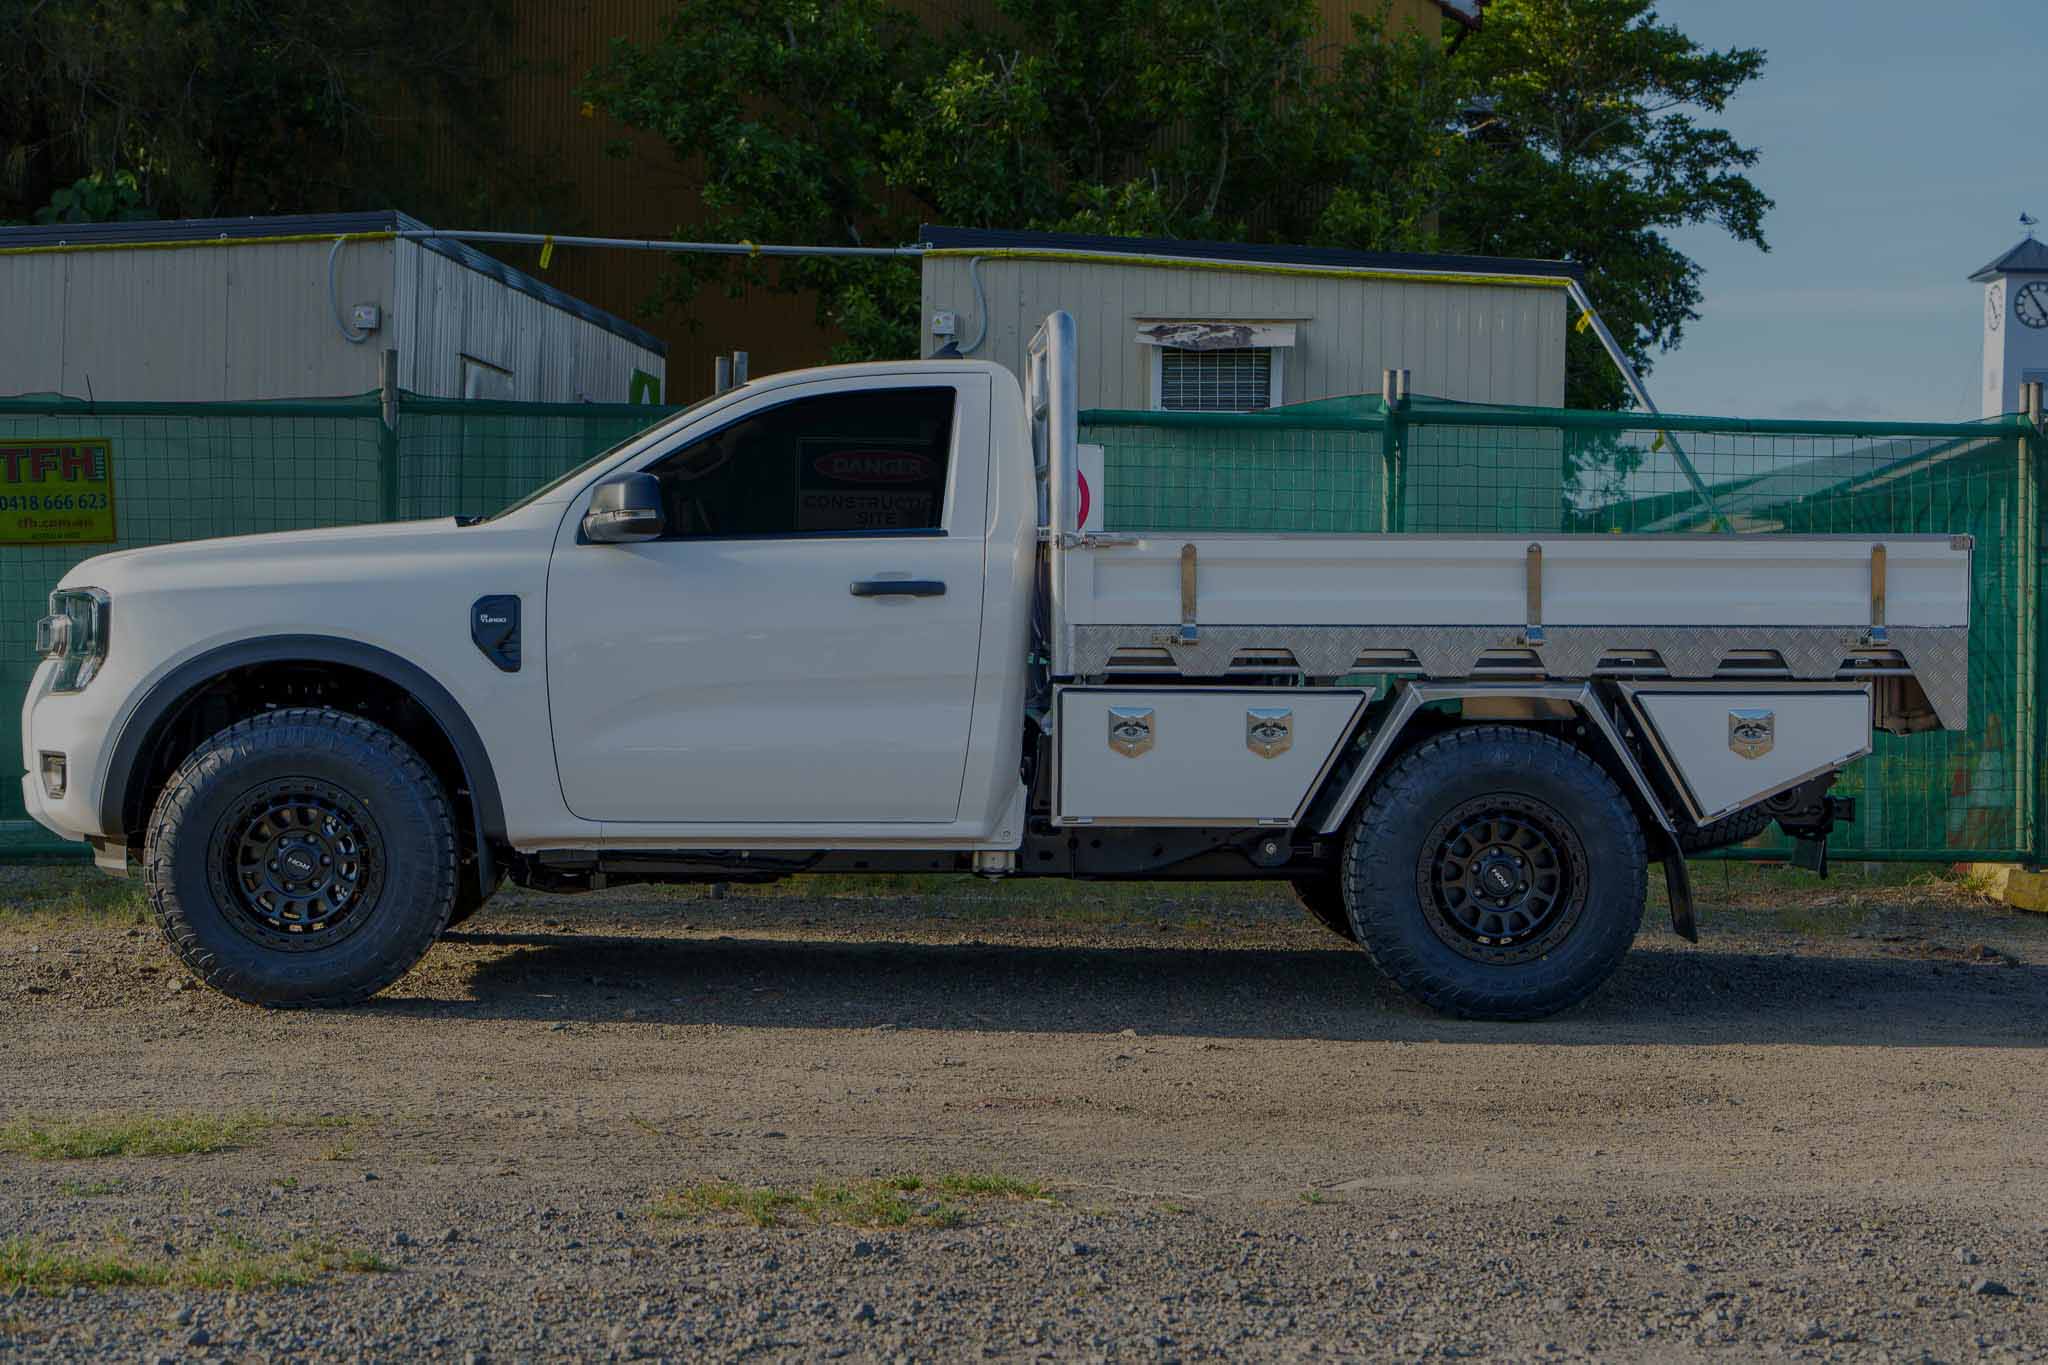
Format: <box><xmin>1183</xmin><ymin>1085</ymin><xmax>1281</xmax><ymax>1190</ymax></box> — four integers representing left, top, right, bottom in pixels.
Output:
<box><xmin>930</xmin><ymin>311</ymin><xmax>958</xmax><ymax>338</ymax></box>
<box><xmin>350</xmin><ymin>303</ymin><xmax>383</xmax><ymax>333</ymax></box>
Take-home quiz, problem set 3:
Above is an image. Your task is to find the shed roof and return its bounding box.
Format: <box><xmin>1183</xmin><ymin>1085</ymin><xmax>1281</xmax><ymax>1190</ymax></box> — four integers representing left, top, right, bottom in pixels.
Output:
<box><xmin>919</xmin><ymin>225</ymin><xmax>1584</xmax><ymax>283</ymax></box>
<box><xmin>1970</xmin><ymin>236</ymin><xmax>2048</xmax><ymax>281</ymax></box>
<box><xmin>0</xmin><ymin>210</ymin><xmax>665</xmax><ymax>356</ymax></box>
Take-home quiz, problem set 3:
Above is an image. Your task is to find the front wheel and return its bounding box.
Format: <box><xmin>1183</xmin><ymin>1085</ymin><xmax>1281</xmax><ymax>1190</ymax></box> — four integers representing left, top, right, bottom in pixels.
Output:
<box><xmin>144</xmin><ymin>708</ymin><xmax>458</xmax><ymax>1007</ymax></box>
<box><xmin>1342</xmin><ymin>725</ymin><xmax>1646</xmax><ymax>1021</ymax></box>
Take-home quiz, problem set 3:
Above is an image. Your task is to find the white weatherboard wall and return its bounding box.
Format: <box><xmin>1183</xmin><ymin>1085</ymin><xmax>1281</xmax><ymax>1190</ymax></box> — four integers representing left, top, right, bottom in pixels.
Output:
<box><xmin>0</xmin><ymin>236</ymin><xmax>663</xmax><ymax>403</ymax></box>
<box><xmin>921</xmin><ymin>255</ymin><xmax>1568</xmax><ymax>410</ymax></box>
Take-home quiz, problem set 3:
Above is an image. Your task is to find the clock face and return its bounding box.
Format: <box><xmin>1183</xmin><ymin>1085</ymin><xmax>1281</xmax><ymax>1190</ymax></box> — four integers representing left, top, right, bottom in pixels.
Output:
<box><xmin>1989</xmin><ymin>284</ymin><xmax>2003</xmax><ymax>331</ymax></box>
<box><xmin>2017</xmin><ymin>281</ymin><xmax>2048</xmax><ymax>330</ymax></box>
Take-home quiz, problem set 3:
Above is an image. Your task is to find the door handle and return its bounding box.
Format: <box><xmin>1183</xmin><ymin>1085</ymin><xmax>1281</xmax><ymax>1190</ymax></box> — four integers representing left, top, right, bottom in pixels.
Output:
<box><xmin>849</xmin><ymin>578</ymin><xmax>946</xmax><ymax>598</ymax></box>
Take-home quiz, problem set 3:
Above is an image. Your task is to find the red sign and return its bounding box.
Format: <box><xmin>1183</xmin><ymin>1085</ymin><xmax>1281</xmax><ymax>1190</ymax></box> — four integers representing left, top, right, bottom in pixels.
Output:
<box><xmin>810</xmin><ymin>449</ymin><xmax>937</xmax><ymax>484</ymax></box>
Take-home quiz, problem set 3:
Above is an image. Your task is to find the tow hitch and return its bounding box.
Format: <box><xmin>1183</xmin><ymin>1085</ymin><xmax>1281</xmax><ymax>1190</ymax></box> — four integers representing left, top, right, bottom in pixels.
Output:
<box><xmin>1769</xmin><ymin>776</ymin><xmax>1856</xmax><ymax>879</ymax></box>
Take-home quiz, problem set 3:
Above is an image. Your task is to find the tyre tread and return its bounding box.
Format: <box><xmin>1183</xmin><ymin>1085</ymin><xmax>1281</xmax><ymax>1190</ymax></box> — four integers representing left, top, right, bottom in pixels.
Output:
<box><xmin>1342</xmin><ymin>724</ymin><xmax>1646</xmax><ymax>1021</ymax></box>
<box><xmin>143</xmin><ymin>707</ymin><xmax>456</xmax><ymax>1008</ymax></box>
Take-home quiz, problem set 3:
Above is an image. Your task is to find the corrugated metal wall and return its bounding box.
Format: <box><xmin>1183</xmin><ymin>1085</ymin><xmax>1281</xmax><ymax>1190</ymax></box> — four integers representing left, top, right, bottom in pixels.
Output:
<box><xmin>921</xmin><ymin>255</ymin><xmax>1567</xmax><ymax>409</ymax></box>
<box><xmin>393</xmin><ymin>241</ymin><xmax>662</xmax><ymax>402</ymax></box>
<box><xmin>0</xmin><ymin>240</ymin><xmax>392</xmax><ymax>402</ymax></box>
<box><xmin>0</xmin><ymin>239</ymin><xmax>662</xmax><ymax>404</ymax></box>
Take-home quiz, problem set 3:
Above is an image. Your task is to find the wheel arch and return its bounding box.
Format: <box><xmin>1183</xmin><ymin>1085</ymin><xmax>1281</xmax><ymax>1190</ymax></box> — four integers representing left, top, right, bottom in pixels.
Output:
<box><xmin>1310</xmin><ymin>683</ymin><xmax>1677</xmax><ymax>840</ymax></box>
<box><xmin>101</xmin><ymin>636</ymin><xmax>506</xmax><ymax>874</ymax></box>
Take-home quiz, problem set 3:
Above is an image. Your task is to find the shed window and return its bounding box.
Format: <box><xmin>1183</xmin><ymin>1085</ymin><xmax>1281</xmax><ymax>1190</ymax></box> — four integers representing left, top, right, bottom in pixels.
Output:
<box><xmin>460</xmin><ymin>355</ymin><xmax>515</xmax><ymax>400</ymax></box>
<box><xmin>1157</xmin><ymin>347</ymin><xmax>1277</xmax><ymax>412</ymax></box>
<box><xmin>1136</xmin><ymin>320</ymin><xmax>1295</xmax><ymax>412</ymax></box>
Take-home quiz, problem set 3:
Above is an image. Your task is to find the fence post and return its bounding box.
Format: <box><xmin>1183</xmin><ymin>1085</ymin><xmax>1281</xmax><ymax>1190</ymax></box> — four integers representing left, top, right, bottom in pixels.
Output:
<box><xmin>2028</xmin><ymin>380</ymin><xmax>2046</xmax><ymax>869</ymax></box>
<box><xmin>377</xmin><ymin>348</ymin><xmax>400</xmax><ymax>523</ymax></box>
<box><xmin>1380</xmin><ymin>369</ymin><xmax>1410</xmax><ymax>533</ymax></box>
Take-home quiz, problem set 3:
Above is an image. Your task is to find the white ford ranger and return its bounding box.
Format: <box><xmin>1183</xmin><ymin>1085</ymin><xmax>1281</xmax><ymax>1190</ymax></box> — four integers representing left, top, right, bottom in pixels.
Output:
<box><xmin>20</xmin><ymin>314</ymin><xmax>1972</xmax><ymax>1019</ymax></box>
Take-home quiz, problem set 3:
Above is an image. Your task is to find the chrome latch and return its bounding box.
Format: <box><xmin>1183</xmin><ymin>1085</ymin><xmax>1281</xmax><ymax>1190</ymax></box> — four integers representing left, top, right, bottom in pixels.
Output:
<box><xmin>1245</xmin><ymin>707</ymin><xmax>1293</xmax><ymax>758</ymax></box>
<box><xmin>1107</xmin><ymin>706</ymin><xmax>1155</xmax><ymax>757</ymax></box>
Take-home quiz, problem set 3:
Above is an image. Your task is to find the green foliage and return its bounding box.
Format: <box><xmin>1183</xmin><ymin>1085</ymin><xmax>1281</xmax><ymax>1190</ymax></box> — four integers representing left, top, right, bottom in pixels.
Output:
<box><xmin>648</xmin><ymin>1170</ymin><xmax>1055</xmax><ymax>1228</ymax></box>
<box><xmin>0</xmin><ymin>1113</ymin><xmax>267</xmax><ymax>1160</ymax></box>
<box><xmin>0</xmin><ymin>1234</ymin><xmax>390</xmax><ymax>1294</ymax></box>
<box><xmin>584</xmin><ymin>0</ymin><xmax>1768</xmax><ymax>408</ymax></box>
<box><xmin>1446</xmin><ymin>0</ymin><xmax>1771</xmax><ymax>408</ymax></box>
<box><xmin>1</xmin><ymin>0</ymin><xmax>549</xmax><ymax>225</ymax></box>
<box><xmin>33</xmin><ymin>172</ymin><xmax>152</xmax><ymax>225</ymax></box>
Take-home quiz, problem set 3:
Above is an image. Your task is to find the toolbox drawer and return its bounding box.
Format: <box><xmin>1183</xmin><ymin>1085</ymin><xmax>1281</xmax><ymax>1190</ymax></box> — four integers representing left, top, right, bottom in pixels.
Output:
<box><xmin>1054</xmin><ymin>687</ymin><xmax>1367</xmax><ymax>826</ymax></box>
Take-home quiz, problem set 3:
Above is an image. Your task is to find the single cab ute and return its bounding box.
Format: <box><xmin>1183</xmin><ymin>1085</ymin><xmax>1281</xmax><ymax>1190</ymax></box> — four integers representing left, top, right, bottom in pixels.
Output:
<box><xmin>21</xmin><ymin>314</ymin><xmax>1973</xmax><ymax>1018</ymax></box>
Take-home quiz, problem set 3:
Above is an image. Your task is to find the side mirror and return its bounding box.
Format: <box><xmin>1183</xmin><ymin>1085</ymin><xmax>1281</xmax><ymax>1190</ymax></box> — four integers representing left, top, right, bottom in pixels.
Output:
<box><xmin>582</xmin><ymin>472</ymin><xmax>664</xmax><ymax>543</ymax></box>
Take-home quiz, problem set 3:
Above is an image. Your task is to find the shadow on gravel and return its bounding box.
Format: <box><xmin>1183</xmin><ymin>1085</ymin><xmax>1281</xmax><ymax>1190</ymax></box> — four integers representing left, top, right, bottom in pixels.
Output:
<box><xmin>408</xmin><ymin>931</ymin><xmax>2048</xmax><ymax>1047</ymax></box>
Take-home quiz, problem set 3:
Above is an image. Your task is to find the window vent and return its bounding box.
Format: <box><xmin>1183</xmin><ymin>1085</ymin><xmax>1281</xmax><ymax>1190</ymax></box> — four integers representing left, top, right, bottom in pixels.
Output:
<box><xmin>1159</xmin><ymin>347</ymin><xmax>1273</xmax><ymax>412</ymax></box>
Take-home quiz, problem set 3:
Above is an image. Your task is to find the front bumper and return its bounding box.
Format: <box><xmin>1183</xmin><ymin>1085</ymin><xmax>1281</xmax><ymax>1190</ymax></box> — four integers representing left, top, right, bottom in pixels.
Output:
<box><xmin>19</xmin><ymin>657</ymin><xmax>124</xmax><ymax>846</ymax></box>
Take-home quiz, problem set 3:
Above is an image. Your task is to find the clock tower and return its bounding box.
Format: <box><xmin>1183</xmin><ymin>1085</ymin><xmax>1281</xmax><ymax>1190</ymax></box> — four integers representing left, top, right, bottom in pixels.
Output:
<box><xmin>1974</xmin><ymin>232</ymin><xmax>2048</xmax><ymax>417</ymax></box>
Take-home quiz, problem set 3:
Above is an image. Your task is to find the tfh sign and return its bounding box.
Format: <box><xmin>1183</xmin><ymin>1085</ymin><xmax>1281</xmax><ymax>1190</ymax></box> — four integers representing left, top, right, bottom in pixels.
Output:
<box><xmin>0</xmin><ymin>438</ymin><xmax>116</xmax><ymax>545</ymax></box>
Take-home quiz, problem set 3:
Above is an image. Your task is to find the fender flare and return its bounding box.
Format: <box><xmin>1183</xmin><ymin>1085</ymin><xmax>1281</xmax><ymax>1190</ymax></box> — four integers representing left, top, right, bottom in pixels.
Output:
<box><xmin>1312</xmin><ymin>682</ymin><xmax>1675</xmax><ymax>838</ymax></box>
<box><xmin>98</xmin><ymin>636</ymin><xmax>508</xmax><ymax>864</ymax></box>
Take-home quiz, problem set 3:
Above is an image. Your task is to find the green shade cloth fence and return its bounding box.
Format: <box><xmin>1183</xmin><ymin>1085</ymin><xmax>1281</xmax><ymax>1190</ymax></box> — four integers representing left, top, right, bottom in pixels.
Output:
<box><xmin>0</xmin><ymin>392</ymin><xmax>665</xmax><ymax>857</ymax></box>
<box><xmin>2</xmin><ymin>391</ymin><xmax>2039</xmax><ymax>865</ymax></box>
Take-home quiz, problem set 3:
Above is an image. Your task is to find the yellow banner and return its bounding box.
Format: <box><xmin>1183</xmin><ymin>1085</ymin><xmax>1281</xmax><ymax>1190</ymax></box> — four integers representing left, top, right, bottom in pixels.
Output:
<box><xmin>0</xmin><ymin>438</ymin><xmax>117</xmax><ymax>545</ymax></box>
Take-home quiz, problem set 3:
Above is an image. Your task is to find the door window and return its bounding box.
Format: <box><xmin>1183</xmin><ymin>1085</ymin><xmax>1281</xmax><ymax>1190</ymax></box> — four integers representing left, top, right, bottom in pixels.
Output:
<box><xmin>647</xmin><ymin>387</ymin><xmax>956</xmax><ymax>538</ymax></box>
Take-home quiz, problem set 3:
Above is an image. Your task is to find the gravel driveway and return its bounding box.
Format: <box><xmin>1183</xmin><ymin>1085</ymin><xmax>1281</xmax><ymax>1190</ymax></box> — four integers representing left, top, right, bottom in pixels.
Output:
<box><xmin>1</xmin><ymin>867</ymin><xmax>2044</xmax><ymax>1361</ymax></box>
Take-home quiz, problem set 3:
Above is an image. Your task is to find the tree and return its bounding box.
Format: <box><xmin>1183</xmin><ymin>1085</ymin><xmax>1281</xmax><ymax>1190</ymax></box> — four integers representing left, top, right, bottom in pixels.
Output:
<box><xmin>0</xmin><ymin>0</ymin><xmax>543</xmax><ymax>226</ymax></box>
<box><xmin>583</xmin><ymin>0</ymin><xmax>1360</xmax><ymax>360</ymax></box>
<box><xmin>582</xmin><ymin>0</ymin><xmax>942</xmax><ymax>361</ymax></box>
<box><xmin>1443</xmin><ymin>0</ymin><xmax>1770</xmax><ymax>408</ymax></box>
<box><xmin>583</xmin><ymin>0</ymin><xmax>1769</xmax><ymax>406</ymax></box>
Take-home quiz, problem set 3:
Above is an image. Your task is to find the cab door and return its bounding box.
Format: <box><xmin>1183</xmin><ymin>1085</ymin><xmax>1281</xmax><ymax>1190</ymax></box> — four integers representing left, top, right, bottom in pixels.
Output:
<box><xmin>545</xmin><ymin>374</ymin><xmax>990</xmax><ymax>824</ymax></box>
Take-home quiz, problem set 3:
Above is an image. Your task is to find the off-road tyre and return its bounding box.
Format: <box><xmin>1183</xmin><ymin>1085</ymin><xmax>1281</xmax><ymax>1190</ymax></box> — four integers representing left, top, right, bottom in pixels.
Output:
<box><xmin>1676</xmin><ymin>802</ymin><xmax>1773</xmax><ymax>855</ymax></box>
<box><xmin>144</xmin><ymin>707</ymin><xmax>458</xmax><ymax>1007</ymax></box>
<box><xmin>1342</xmin><ymin>725</ymin><xmax>1646</xmax><ymax>1021</ymax></box>
<box><xmin>1290</xmin><ymin>876</ymin><xmax>1356</xmax><ymax>941</ymax></box>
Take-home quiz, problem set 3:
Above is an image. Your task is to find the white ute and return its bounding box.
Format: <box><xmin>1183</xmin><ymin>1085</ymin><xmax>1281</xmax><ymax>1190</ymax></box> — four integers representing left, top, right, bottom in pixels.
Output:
<box><xmin>21</xmin><ymin>313</ymin><xmax>1972</xmax><ymax>1019</ymax></box>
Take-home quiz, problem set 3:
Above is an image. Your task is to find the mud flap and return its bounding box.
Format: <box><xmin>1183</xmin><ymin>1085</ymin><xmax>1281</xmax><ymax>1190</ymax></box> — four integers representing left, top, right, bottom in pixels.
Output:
<box><xmin>1652</xmin><ymin>831</ymin><xmax>1697</xmax><ymax>943</ymax></box>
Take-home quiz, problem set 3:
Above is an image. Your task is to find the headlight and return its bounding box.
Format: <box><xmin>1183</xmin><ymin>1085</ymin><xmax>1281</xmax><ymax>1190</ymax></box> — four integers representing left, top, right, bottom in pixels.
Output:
<box><xmin>37</xmin><ymin>587</ymin><xmax>110</xmax><ymax>693</ymax></box>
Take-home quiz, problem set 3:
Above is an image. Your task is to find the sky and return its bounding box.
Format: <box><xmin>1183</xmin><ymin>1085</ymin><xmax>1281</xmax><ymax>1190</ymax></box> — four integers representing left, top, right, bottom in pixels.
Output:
<box><xmin>1643</xmin><ymin>0</ymin><xmax>2045</xmax><ymax>421</ymax></box>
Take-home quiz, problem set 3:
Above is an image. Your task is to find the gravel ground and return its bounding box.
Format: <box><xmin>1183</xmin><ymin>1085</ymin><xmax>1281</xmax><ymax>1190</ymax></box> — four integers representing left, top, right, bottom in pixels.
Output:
<box><xmin>0</xmin><ymin>865</ymin><xmax>2044</xmax><ymax>1361</ymax></box>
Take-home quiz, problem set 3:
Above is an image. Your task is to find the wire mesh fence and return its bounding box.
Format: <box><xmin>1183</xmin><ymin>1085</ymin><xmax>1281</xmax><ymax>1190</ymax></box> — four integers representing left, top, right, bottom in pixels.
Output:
<box><xmin>3</xmin><ymin>390</ymin><xmax>2039</xmax><ymax>866</ymax></box>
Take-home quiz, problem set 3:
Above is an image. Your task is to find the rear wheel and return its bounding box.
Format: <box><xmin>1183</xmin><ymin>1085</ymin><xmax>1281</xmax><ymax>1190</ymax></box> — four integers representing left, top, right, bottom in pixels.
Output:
<box><xmin>1342</xmin><ymin>725</ymin><xmax>1645</xmax><ymax>1021</ymax></box>
<box><xmin>144</xmin><ymin>708</ymin><xmax>457</xmax><ymax>1007</ymax></box>
<box><xmin>1289</xmin><ymin>876</ymin><xmax>1355</xmax><ymax>940</ymax></box>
